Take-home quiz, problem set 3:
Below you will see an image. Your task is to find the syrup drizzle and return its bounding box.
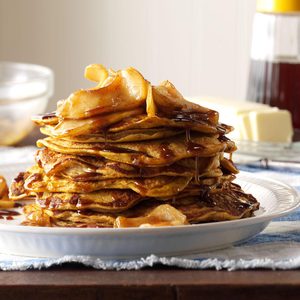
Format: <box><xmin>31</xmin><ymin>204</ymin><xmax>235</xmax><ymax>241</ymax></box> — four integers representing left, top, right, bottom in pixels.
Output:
<box><xmin>104</xmin><ymin>129</ymin><xmax>108</xmax><ymax>145</ymax></box>
<box><xmin>41</xmin><ymin>112</ymin><xmax>56</xmax><ymax>120</ymax></box>
<box><xmin>0</xmin><ymin>209</ymin><xmax>20</xmax><ymax>221</ymax></box>
<box><xmin>195</xmin><ymin>157</ymin><xmax>200</xmax><ymax>184</ymax></box>
<box><xmin>185</xmin><ymin>129</ymin><xmax>191</xmax><ymax>143</ymax></box>
<box><xmin>185</xmin><ymin>129</ymin><xmax>201</xmax><ymax>184</ymax></box>
<box><xmin>160</xmin><ymin>143</ymin><xmax>174</xmax><ymax>159</ymax></box>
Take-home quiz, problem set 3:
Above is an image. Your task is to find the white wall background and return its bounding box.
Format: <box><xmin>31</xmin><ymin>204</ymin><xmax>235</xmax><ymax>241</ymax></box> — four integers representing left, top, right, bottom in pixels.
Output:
<box><xmin>0</xmin><ymin>0</ymin><xmax>256</xmax><ymax>111</ymax></box>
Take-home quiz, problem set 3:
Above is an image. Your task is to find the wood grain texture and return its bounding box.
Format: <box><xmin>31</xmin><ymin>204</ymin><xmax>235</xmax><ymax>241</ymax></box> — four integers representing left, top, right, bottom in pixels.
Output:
<box><xmin>1</xmin><ymin>268</ymin><xmax>300</xmax><ymax>300</ymax></box>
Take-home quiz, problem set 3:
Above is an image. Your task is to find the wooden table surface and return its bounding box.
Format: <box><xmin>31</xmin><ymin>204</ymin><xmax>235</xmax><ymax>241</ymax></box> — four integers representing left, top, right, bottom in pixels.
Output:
<box><xmin>1</xmin><ymin>267</ymin><xmax>300</xmax><ymax>300</ymax></box>
<box><xmin>3</xmin><ymin>129</ymin><xmax>299</xmax><ymax>300</ymax></box>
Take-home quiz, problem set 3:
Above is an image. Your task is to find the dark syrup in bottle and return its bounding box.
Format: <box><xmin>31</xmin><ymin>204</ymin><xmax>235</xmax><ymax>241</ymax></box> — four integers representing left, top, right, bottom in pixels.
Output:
<box><xmin>247</xmin><ymin>59</ymin><xmax>300</xmax><ymax>140</ymax></box>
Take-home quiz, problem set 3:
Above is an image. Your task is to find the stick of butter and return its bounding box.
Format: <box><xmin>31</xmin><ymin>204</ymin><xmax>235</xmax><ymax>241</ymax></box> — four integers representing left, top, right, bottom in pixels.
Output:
<box><xmin>249</xmin><ymin>109</ymin><xmax>293</xmax><ymax>143</ymax></box>
<box><xmin>187</xmin><ymin>97</ymin><xmax>293</xmax><ymax>143</ymax></box>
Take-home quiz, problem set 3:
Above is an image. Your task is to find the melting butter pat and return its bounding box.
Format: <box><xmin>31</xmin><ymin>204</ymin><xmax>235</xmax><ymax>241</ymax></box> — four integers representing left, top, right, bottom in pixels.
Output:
<box><xmin>187</xmin><ymin>97</ymin><xmax>293</xmax><ymax>143</ymax></box>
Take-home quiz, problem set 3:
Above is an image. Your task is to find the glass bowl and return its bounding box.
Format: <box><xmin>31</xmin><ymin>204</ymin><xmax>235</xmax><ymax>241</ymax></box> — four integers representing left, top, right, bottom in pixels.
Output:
<box><xmin>0</xmin><ymin>62</ymin><xmax>53</xmax><ymax>146</ymax></box>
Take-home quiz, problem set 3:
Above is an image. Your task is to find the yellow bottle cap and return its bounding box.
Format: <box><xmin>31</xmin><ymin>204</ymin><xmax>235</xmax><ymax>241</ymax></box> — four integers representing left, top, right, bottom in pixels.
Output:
<box><xmin>257</xmin><ymin>0</ymin><xmax>300</xmax><ymax>13</ymax></box>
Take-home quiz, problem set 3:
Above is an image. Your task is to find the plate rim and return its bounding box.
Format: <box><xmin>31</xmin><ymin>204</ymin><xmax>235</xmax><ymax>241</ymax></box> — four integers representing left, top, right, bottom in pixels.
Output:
<box><xmin>0</xmin><ymin>171</ymin><xmax>299</xmax><ymax>235</ymax></box>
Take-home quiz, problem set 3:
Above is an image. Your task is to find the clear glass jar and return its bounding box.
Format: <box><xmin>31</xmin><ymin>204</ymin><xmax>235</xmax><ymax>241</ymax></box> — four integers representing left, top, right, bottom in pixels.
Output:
<box><xmin>0</xmin><ymin>62</ymin><xmax>53</xmax><ymax>145</ymax></box>
<box><xmin>247</xmin><ymin>0</ymin><xmax>300</xmax><ymax>140</ymax></box>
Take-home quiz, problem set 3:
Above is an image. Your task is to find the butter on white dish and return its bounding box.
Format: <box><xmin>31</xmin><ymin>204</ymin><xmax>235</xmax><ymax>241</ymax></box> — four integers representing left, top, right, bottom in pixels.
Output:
<box><xmin>187</xmin><ymin>97</ymin><xmax>293</xmax><ymax>143</ymax></box>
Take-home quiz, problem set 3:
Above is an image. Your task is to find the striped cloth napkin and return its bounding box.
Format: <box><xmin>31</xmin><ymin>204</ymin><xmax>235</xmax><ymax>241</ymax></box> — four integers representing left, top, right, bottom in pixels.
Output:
<box><xmin>0</xmin><ymin>147</ymin><xmax>300</xmax><ymax>271</ymax></box>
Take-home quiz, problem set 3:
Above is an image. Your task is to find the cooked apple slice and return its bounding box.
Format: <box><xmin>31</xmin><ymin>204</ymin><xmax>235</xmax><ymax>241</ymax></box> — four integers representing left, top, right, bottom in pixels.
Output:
<box><xmin>57</xmin><ymin>66</ymin><xmax>148</xmax><ymax>119</ymax></box>
<box><xmin>114</xmin><ymin>204</ymin><xmax>188</xmax><ymax>228</ymax></box>
<box><xmin>0</xmin><ymin>175</ymin><xmax>14</xmax><ymax>209</ymax></box>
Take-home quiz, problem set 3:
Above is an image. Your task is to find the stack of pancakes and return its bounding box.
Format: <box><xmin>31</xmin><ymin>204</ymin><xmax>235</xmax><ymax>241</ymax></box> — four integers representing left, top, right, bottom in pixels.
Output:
<box><xmin>9</xmin><ymin>65</ymin><xmax>259</xmax><ymax>227</ymax></box>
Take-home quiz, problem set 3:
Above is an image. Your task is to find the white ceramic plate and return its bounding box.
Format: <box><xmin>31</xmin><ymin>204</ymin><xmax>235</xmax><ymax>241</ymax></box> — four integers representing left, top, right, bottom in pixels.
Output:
<box><xmin>0</xmin><ymin>172</ymin><xmax>299</xmax><ymax>259</ymax></box>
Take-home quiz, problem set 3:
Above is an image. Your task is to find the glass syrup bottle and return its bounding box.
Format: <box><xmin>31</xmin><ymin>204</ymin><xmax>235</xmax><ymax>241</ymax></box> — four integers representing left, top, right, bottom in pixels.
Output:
<box><xmin>247</xmin><ymin>0</ymin><xmax>300</xmax><ymax>140</ymax></box>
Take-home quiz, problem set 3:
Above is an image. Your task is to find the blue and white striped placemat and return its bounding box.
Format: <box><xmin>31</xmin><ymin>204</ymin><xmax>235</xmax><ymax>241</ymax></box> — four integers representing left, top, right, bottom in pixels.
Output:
<box><xmin>0</xmin><ymin>147</ymin><xmax>300</xmax><ymax>271</ymax></box>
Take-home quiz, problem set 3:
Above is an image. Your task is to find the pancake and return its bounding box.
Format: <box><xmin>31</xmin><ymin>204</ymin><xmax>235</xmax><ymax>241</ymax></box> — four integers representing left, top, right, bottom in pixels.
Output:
<box><xmin>22</xmin><ymin>204</ymin><xmax>115</xmax><ymax>227</ymax></box>
<box><xmin>39</xmin><ymin>108</ymin><xmax>144</xmax><ymax>137</ymax></box>
<box><xmin>220</xmin><ymin>157</ymin><xmax>239</xmax><ymax>174</ymax></box>
<box><xmin>32</xmin><ymin>113</ymin><xmax>59</xmax><ymax>126</ymax></box>
<box><xmin>40</xmin><ymin>127</ymin><xmax>183</xmax><ymax>143</ymax></box>
<box><xmin>30</xmin><ymin>184</ymin><xmax>205</xmax><ymax>213</ymax></box>
<box><xmin>35</xmin><ymin>148</ymin><xmax>222</xmax><ymax>180</ymax></box>
<box><xmin>37</xmin><ymin>113</ymin><xmax>232</xmax><ymax>137</ymax></box>
<box><xmin>21</xmin><ymin>183</ymin><xmax>259</xmax><ymax>228</ymax></box>
<box><xmin>23</xmin><ymin>165</ymin><xmax>235</xmax><ymax>197</ymax></box>
<box><xmin>23</xmin><ymin>166</ymin><xmax>192</xmax><ymax>197</ymax></box>
<box><xmin>36</xmin><ymin>189</ymin><xmax>144</xmax><ymax>212</ymax></box>
<box><xmin>31</xmin><ymin>179</ymin><xmax>225</xmax><ymax>212</ymax></box>
<box><xmin>170</xmin><ymin>183</ymin><xmax>259</xmax><ymax>223</ymax></box>
<box><xmin>108</xmin><ymin>115</ymin><xmax>232</xmax><ymax>135</ymax></box>
<box><xmin>36</xmin><ymin>134</ymin><xmax>236</xmax><ymax>167</ymax></box>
